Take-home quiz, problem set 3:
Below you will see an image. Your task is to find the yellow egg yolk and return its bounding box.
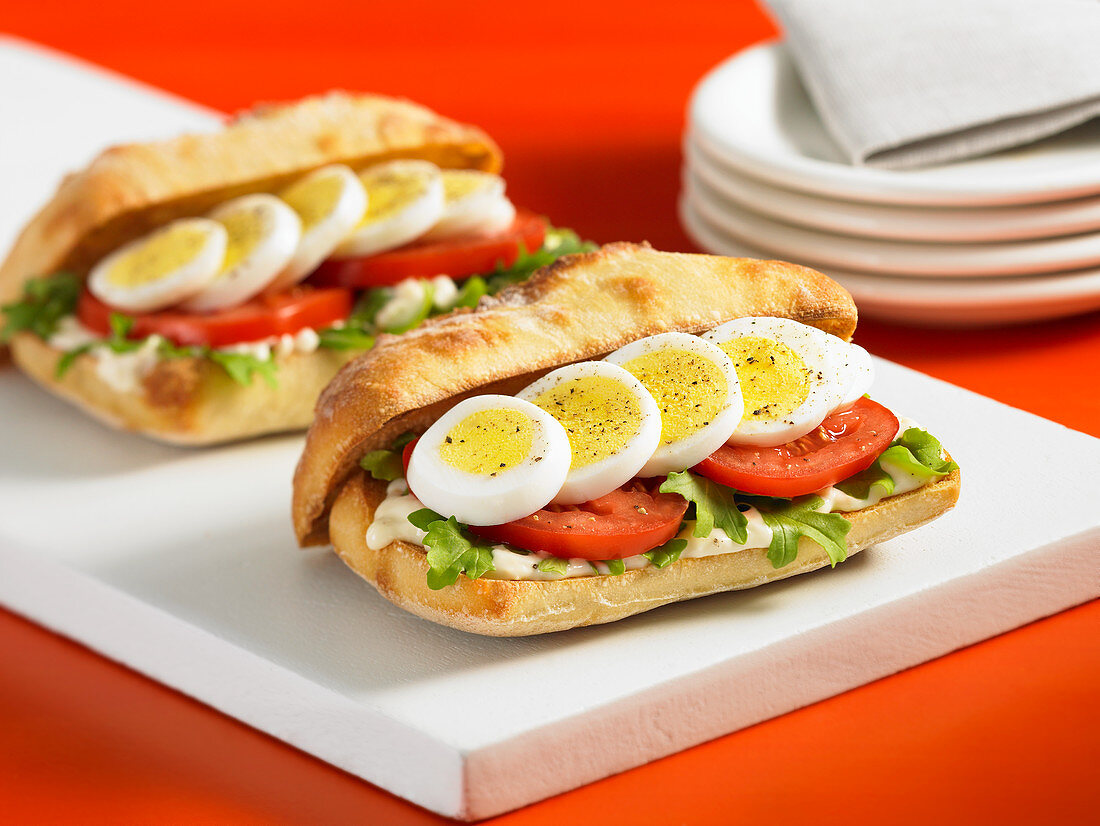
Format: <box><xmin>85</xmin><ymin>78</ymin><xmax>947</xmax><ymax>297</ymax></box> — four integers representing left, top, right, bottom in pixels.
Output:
<box><xmin>622</xmin><ymin>350</ymin><xmax>728</xmax><ymax>446</ymax></box>
<box><xmin>357</xmin><ymin>169</ymin><xmax>431</xmax><ymax>227</ymax></box>
<box><xmin>282</xmin><ymin>172</ymin><xmax>345</xmax><ymax>231</ymax></box>
<box><xmin>441</xmin><ymin>169</ymin><xmax>491</xmax><ymax>202</ymax></box>
<box><xmin>533</xmin><ymin>376</ymin><xmax>642</xmax><ymax>469</ymax></box>
<box><xmin>719</xmin><ymin>336</ymin><xmax>811</xmax><ymax>424</ymax></box>
<box><xmin>439</xmin><ymin>408</ymin><xmax>535</xmax><ymax>476</ymax></box>
<box><xmin>214</xmin><ymin>208</ymin><xmax>265</xmax><ymax>275</ymax></box>
<box><xmin>106</xmin><ymin>224</ymin><xmax>211</xmax><ymax>288</ymax></box>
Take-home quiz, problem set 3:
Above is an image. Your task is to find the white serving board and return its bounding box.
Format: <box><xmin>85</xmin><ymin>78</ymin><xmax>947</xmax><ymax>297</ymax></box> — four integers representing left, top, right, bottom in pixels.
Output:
<box><xmin>1</xmin><ymin>38</ymin><xmax>1099</xmax><ymax>821</ymax></box>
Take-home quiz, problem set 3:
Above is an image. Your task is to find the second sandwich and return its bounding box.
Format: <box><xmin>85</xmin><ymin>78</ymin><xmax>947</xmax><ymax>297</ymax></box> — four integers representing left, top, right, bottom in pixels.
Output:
<box><xmin>293</xmin><ymin>243</ymin><xmax>961</xmax><ymax>635</ymax></box>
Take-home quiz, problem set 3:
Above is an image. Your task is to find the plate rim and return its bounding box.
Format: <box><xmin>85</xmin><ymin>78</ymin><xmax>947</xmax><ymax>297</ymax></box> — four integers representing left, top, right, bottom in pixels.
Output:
<box><xmin>689</xmin><ymin>41</ymin><xmax>1100</xmax><ymax>207</ymax></box>
<box><xmin>685</xmin><ymin>139</ymin><xmax>1100</xmax><ymax>243</ymax></box>
<box><xmin>685</xmin><ymin>173</ymin><xmax>1100</xmax><ymax>278</ymax></box>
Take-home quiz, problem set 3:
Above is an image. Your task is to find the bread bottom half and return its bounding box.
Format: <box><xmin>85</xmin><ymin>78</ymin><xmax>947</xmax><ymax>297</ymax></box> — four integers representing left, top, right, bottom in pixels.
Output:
<box><xmin>328</xmin><ymin>467</ymin><xmax>962</xmax><ymax>636</ymax></box>
<box><xmin>10</xmin><ymin>332</ymin><xmax>358</xmax><ymax>445</ymax></box>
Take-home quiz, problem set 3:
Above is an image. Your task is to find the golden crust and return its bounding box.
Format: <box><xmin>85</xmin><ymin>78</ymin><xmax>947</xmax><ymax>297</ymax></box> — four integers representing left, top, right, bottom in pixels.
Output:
<box><xmin>293</xmin><ymin>243</ymin><xmax>857</xmax><ymax>544</ymax></box>
<box><xmin>328</xmin><ymin>467</ymin><xmax>961</xmax><ymax>636</ymax></box>
<box><xmin>0</xmin><ymin>92</ymin><xmax>501</xmax><ymax>310</ymax></box>
<box><xmin>10</xmin><ymin>332</ymin><xmax>357</xmax><ymax>445</ymax></box>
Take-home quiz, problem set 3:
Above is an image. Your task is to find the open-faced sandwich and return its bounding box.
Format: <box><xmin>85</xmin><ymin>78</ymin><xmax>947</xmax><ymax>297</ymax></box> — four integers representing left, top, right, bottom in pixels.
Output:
<box><xmin>0</xmin><ymin>92</ymin><xmax>589</xmax><ymax>444</ymax></box>
<box><xmin>292</xmin><ymin>243</ymin><xmax>960</xmax><ymax>636</ymax></box>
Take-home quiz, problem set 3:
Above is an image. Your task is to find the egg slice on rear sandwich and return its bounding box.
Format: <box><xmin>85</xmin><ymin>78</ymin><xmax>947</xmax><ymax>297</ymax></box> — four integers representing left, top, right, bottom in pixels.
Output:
<box><xmin>422</xmin><ymin>169</ymin><xmax>516</xmax><ymax>241</ymax></box>
<box><xmin>180</xmin><ymin>194</ymin><xmax>302</xmax><ymax>312</ymax></box>
<box><xmin>406</xmin><ymin>395</ymin><xmax>571</xmax><ymax>526</ymax></box>
<box><xmin>517</xmin><ymin>361</ymin><xmax>661</xmax><ymax>504</ymax></box>
<box><xmin>87</xmin><ymin>218</ymin><xmax>228</xmax><ymax>313</ymax></box>
<box><xmin>272</xmin><ymin>164</ymin><xmax>367</xmax><ymax>292</ymax></box>
<box><xmin>332</xmin><ymin>160</ymin><xmax>445</xmax><ymax>258</ymax></box>
<box><xmin>605</xmin><ymin>332</ymin><xmax>743</xmax><ymax>477</ymax></box>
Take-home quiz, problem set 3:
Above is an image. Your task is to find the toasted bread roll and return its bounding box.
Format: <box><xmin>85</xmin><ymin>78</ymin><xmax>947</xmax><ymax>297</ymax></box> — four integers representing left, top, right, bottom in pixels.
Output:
<box><xmin>10</xmin><ymin>332</ymin><xmax>357</xmax><ymax>445</ymax></box>
<box><xmin>0</xmin><ymin>92</ymin><xmax>500</xmax><ymax>309</ymax></box>
<box><xmin>293</xmin><ymin>242</ymin><xmax>858</xmax><ymax>544</ymax></box>
<box><xmin>1</xmin><ymin>92</ymin><xmax>501</xmax><ymax>444</ymax></box>
<box><xmin>328</xmin><ymin>467</ymin><xmax>961</xmax><ymax>636</ymax></box>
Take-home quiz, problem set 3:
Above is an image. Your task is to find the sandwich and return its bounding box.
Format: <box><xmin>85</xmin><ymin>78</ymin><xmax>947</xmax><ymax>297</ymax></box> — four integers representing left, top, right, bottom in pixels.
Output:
<box><xmin>0</xmin><ymin>92</ymin><xmax>589</xmax><ymax>444</ymax></box>
<box><xmin>292</xmin><ymin>243</ymin><xmax>960</xmax><ymax>636</ymax></box>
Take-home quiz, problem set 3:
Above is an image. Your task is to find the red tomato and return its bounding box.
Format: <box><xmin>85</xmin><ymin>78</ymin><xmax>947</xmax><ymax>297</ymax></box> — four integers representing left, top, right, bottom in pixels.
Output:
<box><xmin>694</xmin><ymin>397</ymin><xmax>900</xmax><ymax>498</ymax></box>
<box><xmin>309</xmin><ymin>209</ymin><xmax>548</xmax><ymax>288</ymax></box>
<box><xmin>77</xmin><ymin>287</ymin><xmax>353</xmax><ymax>348</ymax></box>
<box><xmin>469</xmin><ymin>480</ymin><xmax>689</xmax><ymax>561</ymax></box>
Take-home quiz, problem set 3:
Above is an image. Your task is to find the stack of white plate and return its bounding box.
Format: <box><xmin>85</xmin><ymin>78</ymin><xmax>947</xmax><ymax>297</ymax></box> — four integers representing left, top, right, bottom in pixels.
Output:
<box><xmin>681</xmin><ymin>42</ymin><xmax>1100</xmax><ymax>326</ymax></box>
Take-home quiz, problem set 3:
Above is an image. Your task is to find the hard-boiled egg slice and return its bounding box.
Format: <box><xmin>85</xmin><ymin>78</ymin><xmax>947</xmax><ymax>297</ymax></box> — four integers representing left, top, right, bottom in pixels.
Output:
<box><xmin>179</xmin><ymin>194</ymin><xmax>302</xmax><ymax>312</ymax></box>
<box><xmin>270</xmin><ymin>164</ymin><xmax>367</xmax><ymax>292</ymax></box>
<box><xmin>826</xmin><ymin>339</ymin><xmax>875</xmax><ymax>411</ymax></box>
<box><xmin>703</xmin><ymin>317</ymin><xmax>842</xmax><ymax>447</ymax></box>
<box><xmin>517</xmin><ymin>361</ymin><xmax>662</xmax><ymax>504</ymax></box>
<box><xmin>87</xmin><ymin>218</ymin><xmax>227</xmax><ymax>313</ymax></box>
<box><xmin>331</xmin><ymin>160</ymin><xmax>445</xmax><ymax>259</ymax></box>
<box><xmin>605</xmin><ymin>333</ymin><xmax>743</xmax><ymax>477</ymax></box>
<box><xmin>421</xmin><ymin>169</ymin><xmax>516</xmax><ymax>241</ymax></box>
<box><xmin>406</xmin><ymin>395</ymin><xmax>571</xmax><ymax>526</ymax></box>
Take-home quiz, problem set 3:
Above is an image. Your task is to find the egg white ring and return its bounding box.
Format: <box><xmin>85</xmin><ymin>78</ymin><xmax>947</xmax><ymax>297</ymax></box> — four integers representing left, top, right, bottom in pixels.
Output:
<box><xmin>88</xmin><ymin>218</ymin><xmax>228</xmax><ymax>313</ymax></box>
<box><xmin>605</xmin><ymin>332</ymin><xmax>744</xmax><ymax>477</ymax></box>
<box><xmin>406</xmin><ymin>395</ymin><xmax>572</xmax><ymax>526</ymax></box>
<box><xmin>832</xmin><ymin>341</ymin><xmax>875</xmax><ymax>410</ymax></box>
<box><xmin>517</xmin><ymin>361</ymin><xmax>662</xmax><ymax>504</ymax></box>
<box><xmin>180</xmin><ymin>194</ymin><xmax>303</xmax><ymax>313</ymax></box>
<box><xmin>270</xmin><ymin>164</ymin><xmax>367</xmax><ymax>292</ymax></box>
<box><xmin>703</xmin><ymin>316</ymin><xmax>842</xmax><ymax>447</ymax></box>
<box><xmin>332</xmin><ymin>161</ymin><xmax>446</xmax><ymax>259</ymax></box>
<box><xmin>422</xmin><ymin>173</ymin><xmax>515</xmax><ymax>241</ymax></box>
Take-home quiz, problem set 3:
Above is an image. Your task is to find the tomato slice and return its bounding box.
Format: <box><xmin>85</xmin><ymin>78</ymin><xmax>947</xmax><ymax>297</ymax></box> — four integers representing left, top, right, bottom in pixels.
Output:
<box><xmin>469</xmin><ymin>480</ymin><xmax>689</xmax><ymax>560</ymax></box>
<box><xmin>309</xmin><ymin>208</ymin><xmax>548</xmax><ymax>289</ymax></box>
<box><xmin>694</xmin><ymin>397</ymin><xmax>900</xmax><ymax>498</ymax></box>
<box><xmin>77</xmin><ymin>286</ymin><xmax>353</xmax><ymax>348</ymax></box>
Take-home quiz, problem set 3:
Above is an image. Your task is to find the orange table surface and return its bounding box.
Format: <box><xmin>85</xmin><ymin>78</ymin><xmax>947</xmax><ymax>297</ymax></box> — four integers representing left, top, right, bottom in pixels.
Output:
<box><xmin>2</xmin><ymin>2</ymin><xmax>1098</xmax><ymax>823</ymax></box>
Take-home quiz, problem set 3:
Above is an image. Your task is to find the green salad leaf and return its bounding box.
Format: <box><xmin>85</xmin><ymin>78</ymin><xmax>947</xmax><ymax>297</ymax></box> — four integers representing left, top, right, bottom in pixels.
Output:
<box><xmin>536</xmin><ymin>556</ymin><xmax>570</xmax><ymax>576</ymax></box>
<box><xmin>603</xmin><ymin>558</ymin><xmax>627</xmax><ymax>576</ymax></box>
<box><xmin>408</xmin><ymin>509</ymin><xmax>496</xmax><ymax>589</ymax></box>
<box><xmin>408</xmin><ymin>508</ymin><xmax>444</xmax><ymax>530</ymax></box>
<box><xmin>834</xmin><ymin>464</ymin><xmax>895</xmax><ymax>501</ymax></box>
<box><xmin>383</xmin><ymin>281</ymin><xmax>436</xmax><ymax>335</ymax></box>
<box><xmin>360</xmin><ymin>449</ymin><xmax>404</xmax><ymax>481</ymax></box>
<box><xmin>105</xmin><ymin>313</ymin><xmax>142</xmax><ymax>353</ymax></box>
<box><xmin>659</xmin><ymin>471</ymin><xmax>748</xmax><ymax>543</ymax></box>
<box><xmin>391</xmin><ymin>431</ymin><xmax>417</xmax><ymax>449</ymax></box>
<box><xmin>207</xmin><ymin>350</ymin><xmax>278</xmax><ymax>388</ymax></box>
<box><xmin>486</xmin><ymin>227</ymin><xmax>596</xmax><ymax>292</ymax></box>
<box><xmin>643</xmin><ymin>538</ymin><xmax>688</xmax><ymax>569</ymax></box>
<box><xmin>452</xmin><ymin>275</ymin><xmax>488</xmax><ymax>309</ymax></box>
<box><xmin>744</xmin><ymin>495</ymin><xmax>852</xmax><ymax>569</ymax></box>
<box><xmin>1</xmin><ymin>272</ymin><xmax>81</xmax><ymax>343</ymax></box>
<box><xmin>882</xmin><ymin>428</ymin><xmax>959</xmax><ymax>478</ymax></box>
<box><xmin>54</xmin><ymin>344</ymin><xmax>94</xmax><ymax>378</ymax></box>
<box><xmin>317</xmin><ymin>326</ymin><xmax>375</xmax><ymax>350</ymax></box>
<box><xmin>837</xmin><ymin>427</ymin><xmax>957</xmax><ymax>500</ymax></box>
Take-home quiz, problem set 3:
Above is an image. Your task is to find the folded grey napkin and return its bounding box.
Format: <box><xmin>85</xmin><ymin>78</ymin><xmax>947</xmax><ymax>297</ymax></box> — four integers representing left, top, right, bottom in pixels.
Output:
<box><xmin>765</xmin><ymin>0</ymin><xmax>1100</xmax><ymax>169</ymax></box>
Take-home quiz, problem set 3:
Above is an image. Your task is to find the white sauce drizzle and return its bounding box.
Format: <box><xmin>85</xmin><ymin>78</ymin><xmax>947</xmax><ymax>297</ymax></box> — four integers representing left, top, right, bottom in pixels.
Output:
<box><xmin>48</xmin><ymin>315</ymin><xmax>320</xmax><ymax>394</ymax></box>
<box><xmin>374</xmin><ymin>275</ymin><xmax>460</xmax><ymax>331</ymax></box>
<box><xmin>364</xmin><ymin>413</ymin><xmax>944</xmax><ymax>581</ymax></box>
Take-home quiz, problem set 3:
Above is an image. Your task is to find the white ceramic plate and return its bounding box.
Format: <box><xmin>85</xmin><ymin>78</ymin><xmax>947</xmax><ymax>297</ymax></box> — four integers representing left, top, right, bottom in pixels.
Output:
<box><xmin>686</xmin><ymin>139</ymin><xmax>1100</xmax><ymax>243</ymax></box>
<box><xmin>685</xmin><ymin>174</ymin><xmax>1100</xmax><ymax>278</ymax></box>
<box><xmin>681</xmin><ymin>195</ymin><xmax>1100</xmax><ymax>326</ymax></box>
<box><xmin>689</xmin><ymin>42</ymin><xmax>1100</xmax><ymax>207</ymax></box>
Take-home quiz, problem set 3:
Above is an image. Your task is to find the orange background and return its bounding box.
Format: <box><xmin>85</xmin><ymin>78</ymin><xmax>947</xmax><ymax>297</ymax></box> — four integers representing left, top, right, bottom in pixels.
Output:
<box><xmin>1</xmin><ymin>1</ymin><xmax>1098</xmax><ymax>823</ymax></box>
